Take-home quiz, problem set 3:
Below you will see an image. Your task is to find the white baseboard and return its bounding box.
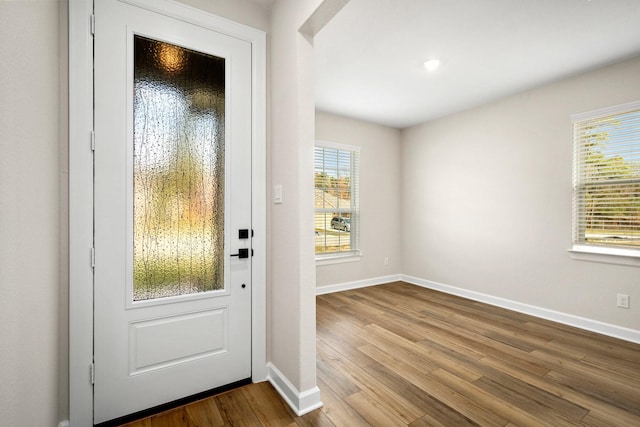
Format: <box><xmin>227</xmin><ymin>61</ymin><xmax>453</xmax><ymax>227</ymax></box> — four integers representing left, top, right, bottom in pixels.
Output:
<box><xmin>267</xmin><ymin>363</ymin><xmax>323</xmax><ymax>416</ymax></box>
<box><xmin>316</xmin><ymin>274</ymin><xmax>402</xmax><ymax>295</ymax></box>
<box><xmin>58</xmin><ymin>421</ymin><xmax>70</xmax><ymax>427</ymax></box>
<box><xmin>402</xmin><ymin>274</ymin><xmax>640</xmax><ymax>344</ymax></box>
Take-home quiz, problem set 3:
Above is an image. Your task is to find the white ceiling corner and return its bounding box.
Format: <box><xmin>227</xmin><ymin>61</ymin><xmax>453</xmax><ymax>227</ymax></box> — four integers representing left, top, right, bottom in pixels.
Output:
<box><xmin>314</xmin><ymin>0</ymin><xmax>640</xmax><ymax>129</ymax></box>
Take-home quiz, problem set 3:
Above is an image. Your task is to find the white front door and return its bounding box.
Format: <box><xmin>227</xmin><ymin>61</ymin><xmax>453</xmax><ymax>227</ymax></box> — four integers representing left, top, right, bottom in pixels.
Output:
<box><xmin>93</xmin><ymin>1</ymin><xmax>252</xmax><ymax>423</ymax></box>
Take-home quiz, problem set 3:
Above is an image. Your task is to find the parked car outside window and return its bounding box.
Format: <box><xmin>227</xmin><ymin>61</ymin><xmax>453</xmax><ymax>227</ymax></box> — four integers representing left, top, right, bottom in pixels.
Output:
<box><xmin>331</xmin><ymin>216</ymin><xmax>350</xmax><ymax>232</ymax></box>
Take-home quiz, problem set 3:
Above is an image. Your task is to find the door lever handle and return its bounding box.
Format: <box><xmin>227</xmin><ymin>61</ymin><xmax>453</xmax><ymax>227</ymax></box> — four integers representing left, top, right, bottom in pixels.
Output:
<box><xmin>230</xmin><ymin>248</ymin><xmax>249</xmax><ymax>259</ymax></box>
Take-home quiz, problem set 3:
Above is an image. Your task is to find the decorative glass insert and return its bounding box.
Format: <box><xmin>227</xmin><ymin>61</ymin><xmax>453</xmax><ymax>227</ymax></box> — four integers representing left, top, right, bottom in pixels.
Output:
<box><xmin>133</xmin><ymin>36</ymin><xmax>225</xmax><ymax>301</ymax></box>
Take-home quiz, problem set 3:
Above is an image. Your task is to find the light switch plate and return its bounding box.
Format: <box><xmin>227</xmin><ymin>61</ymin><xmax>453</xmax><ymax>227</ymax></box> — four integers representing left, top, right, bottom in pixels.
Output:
<box><xmin>273</xmin><ymin>185</ymin><xmax>283</xmax><ymax>204</ymax></box>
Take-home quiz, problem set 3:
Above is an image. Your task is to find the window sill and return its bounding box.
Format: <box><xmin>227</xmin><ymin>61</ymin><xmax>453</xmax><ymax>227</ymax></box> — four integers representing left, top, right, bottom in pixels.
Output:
<box><xmin>316</xmin><ymin>253</ymin><xmax>362</xmax><ymax>266</ymax></box>
<box><xmin>568</xmin><ymin>245</ymin><xmax>640</xmax><ymax>267</ymax></box>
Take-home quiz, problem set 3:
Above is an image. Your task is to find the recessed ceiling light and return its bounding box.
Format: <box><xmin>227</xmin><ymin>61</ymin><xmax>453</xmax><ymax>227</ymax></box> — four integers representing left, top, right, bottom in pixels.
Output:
<box><xmin>424</xmin><ymin>58</ymin><xmax>441</xmax><ymax>71</ymax></box>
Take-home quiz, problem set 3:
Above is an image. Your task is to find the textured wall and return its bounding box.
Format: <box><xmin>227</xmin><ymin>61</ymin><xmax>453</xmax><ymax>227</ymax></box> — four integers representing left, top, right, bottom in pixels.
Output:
<box><xmin>0</xmin><ymin>1</ymin><xmax>62</xmax><ymax>425</ymax></box>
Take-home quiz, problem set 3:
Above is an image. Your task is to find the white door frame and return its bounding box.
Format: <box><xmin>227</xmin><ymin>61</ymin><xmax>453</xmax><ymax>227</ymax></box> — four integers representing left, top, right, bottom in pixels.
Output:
<box><xmin>68</xmin><ymin>1</ymin><xmax>266</xmax><ymax>424</ymax></box>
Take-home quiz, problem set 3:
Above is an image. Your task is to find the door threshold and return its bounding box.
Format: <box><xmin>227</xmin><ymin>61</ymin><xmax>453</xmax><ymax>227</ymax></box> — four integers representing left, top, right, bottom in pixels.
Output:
<box><xmin>95</xmin><ymin>378</ymin><xmax>252</xmax><ymax>427</ymax></box>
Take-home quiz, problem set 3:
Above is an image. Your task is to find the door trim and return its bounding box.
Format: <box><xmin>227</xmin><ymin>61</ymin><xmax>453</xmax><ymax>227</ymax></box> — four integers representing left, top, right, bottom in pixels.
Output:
<box><xmin>69</xmin><ymin>1</ymin><xmax>266</xmax><ymax>424</ymax></box>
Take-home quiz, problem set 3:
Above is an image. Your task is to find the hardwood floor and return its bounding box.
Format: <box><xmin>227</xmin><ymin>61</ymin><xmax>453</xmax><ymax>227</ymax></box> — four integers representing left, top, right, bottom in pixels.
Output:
<box><xmin>120</xmin><ymin>281</ymin><xmax>640</xmax><ymax>426</ymax></box>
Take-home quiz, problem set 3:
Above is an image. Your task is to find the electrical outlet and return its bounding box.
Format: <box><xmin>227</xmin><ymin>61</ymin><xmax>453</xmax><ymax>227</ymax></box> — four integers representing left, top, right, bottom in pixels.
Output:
<box><xmin>616</xmin><ymin>294</ymin><xmax>630</xmax><ymax>309</ymax></box>
<box><xmin>384</xmin><ymin>257</ymin><xmax>389</xmax><ymax>266</ymax></box>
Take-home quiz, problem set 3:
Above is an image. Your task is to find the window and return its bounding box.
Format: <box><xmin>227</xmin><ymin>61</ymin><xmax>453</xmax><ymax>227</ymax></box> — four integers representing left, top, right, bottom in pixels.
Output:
<box><xmin>572</xmin><ymin>101</ymin><xmax>640</xmax><ymax>253</ymax></box>
<box><xmin>314</xmin><ymin>141</ymin><xmax>360</xmax><ymax>258</ymax></box>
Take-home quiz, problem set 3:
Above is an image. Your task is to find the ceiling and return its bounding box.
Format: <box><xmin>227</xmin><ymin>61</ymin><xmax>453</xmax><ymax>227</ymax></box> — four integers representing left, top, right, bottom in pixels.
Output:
<box><xmin>313</xmin><ymin>0</ymin><xmax>640</xmax><ymax>129</ymax></box>
<box><xmin>246</xmin><ymin>0</ymin><xmax>274</xmax><ymax>8</ymax></box>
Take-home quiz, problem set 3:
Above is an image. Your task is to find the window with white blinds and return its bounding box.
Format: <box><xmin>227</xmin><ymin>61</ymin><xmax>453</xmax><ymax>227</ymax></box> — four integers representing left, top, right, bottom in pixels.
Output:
<box><xmin>572</xmin><ymin>100</ymin><xmax>640</xmax><ymax>250</ymax></box>
<box><xmin>314</xmin><ymin>142</ymin><xmax>360</xmax><ymax>256</ymax></box>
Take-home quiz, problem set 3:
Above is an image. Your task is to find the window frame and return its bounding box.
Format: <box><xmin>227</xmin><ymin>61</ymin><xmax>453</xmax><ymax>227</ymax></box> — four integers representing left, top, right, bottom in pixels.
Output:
<box><xmin>570</xmin><ymin>100</ymin><xmax>640</xmax><ymax>265</ymax></box>
<box><xmin>314</xmin><ymin>140</ymin><xmax>361</xmax><ymax>262</ymax></box>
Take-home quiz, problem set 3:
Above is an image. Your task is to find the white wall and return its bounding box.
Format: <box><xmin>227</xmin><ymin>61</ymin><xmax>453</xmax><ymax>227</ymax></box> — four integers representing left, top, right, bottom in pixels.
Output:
<box><xmin>269</xmin><ymin>0</ymin><xmax>324</xmax><ymax>403</ymax></box>
<box><xmin>0</xmin><ymin>1</ymin><xmax>62</xmax><ymax>426</ymax></box>
<box><xmin>315</xmin><ymin>111</ymin><xmax>402</xmax><ymax>288</ymax></box>
<box><xmin>402</xmin><ymin>56</ymin><xmax>640</xmax><ymax>333</ymax></box>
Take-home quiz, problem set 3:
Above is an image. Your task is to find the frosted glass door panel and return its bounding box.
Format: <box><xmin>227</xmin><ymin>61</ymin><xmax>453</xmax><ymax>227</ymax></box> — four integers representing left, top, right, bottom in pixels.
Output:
<box><xmin>133</xmin><ymin>36</ymin><xmax>225</xmax><ymax>301</ymax></box>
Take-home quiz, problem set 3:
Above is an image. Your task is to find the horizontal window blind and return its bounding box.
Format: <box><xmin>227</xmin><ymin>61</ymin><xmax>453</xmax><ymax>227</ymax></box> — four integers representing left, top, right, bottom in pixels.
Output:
<box><xmin>314</xmin><ymin>142</ymin><xmax>360</xmax><ymax>256</ymax></box>
<box><xmin>573</xmin><ymin>102</ymin><xmax>640</xmax><ymax>248</ymax></box>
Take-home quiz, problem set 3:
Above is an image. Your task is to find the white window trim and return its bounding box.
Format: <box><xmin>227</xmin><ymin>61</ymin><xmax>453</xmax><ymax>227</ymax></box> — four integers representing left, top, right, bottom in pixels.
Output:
<box><xmin>316</xmin><ymin>139</ymin><xmax>361</xmax><ymax>153</ymax></box>
<box><xmin>568</xmin><ymin>101</ymin><xmax>640</xmax><ymax>266</ymax></box>
<box><xmin>316</xmin><ymin>253</ymin><xmax>363</xmax><ymax>266</ymax></box>
<box><xmin>569</xmin><ymin>99</ymin><xmax>640</xmax><ymax>267</ymax></box>
<box><xmin>568</xmin><ymin>245</ymin><xmax>640</xmax><ymax>267</ymax></box>
<box><xmin>314</xmin><ymin>140</ymin><xmax>361</xmax><ymax>262</ymax></box>
<box><xmin>571</xmin><ymin>100</ymin><xmax>640</xmax><ymax>122</ymax></box>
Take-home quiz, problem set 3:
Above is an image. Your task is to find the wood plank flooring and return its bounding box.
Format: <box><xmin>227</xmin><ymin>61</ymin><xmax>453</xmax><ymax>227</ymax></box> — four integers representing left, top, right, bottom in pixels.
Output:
<box><xmin>120</xmin><ymin>281</ymin><xmax>640</xmax><ymax>426</ymax></box>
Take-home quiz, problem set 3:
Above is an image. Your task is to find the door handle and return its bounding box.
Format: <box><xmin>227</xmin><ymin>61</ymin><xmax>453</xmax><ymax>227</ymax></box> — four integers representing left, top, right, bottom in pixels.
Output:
<box><xmin>230</xmin><ymin>248</ymin><xmax>249</xmax><ymax>259</ymax></box>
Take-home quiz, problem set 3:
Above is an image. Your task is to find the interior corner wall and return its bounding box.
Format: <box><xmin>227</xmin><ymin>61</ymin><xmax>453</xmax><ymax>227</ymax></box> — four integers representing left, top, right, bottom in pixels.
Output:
<box><xmin>401</xmin><ymin>56</ymin><xmax>640</xmax><ymax>333</ymax></box>
<box><xmin>0</xmin><ymin>1</ymin><xmax>62</xmax><ymax>426</ymax></box>
<box><xmin>315</xmin><ymin>111</ymin><xmax>402</xmax><ymax>287</ymax></box>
